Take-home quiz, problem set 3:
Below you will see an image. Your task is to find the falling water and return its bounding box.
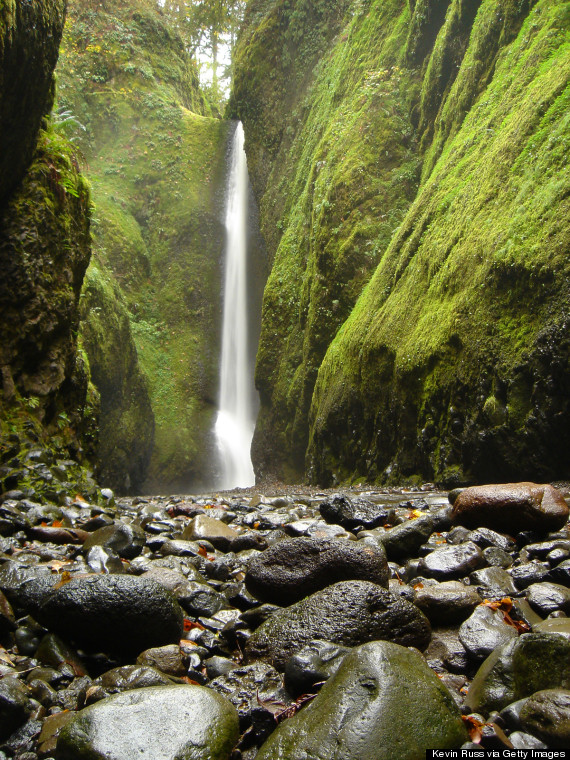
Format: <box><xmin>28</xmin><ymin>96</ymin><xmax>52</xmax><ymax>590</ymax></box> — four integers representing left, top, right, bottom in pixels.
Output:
<box><xmin>214</xmin><ymin>123</ymin><xmax>256</xmax><ymax>489</ymax></box>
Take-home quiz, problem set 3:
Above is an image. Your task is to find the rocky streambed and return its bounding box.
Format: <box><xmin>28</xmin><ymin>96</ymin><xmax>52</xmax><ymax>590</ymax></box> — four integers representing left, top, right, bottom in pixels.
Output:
<box><xmin>0</xmin><ymin>466</ymin><xmax>569</xmax><ymax>759</ymax></box>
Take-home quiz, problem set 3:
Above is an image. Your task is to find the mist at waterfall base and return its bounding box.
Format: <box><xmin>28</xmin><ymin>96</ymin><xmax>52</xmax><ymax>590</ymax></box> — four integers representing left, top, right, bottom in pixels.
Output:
<box><xmin>214</xmin><ymin>123</ymin><xmax>258</xmax><ymax>489</ymax></box>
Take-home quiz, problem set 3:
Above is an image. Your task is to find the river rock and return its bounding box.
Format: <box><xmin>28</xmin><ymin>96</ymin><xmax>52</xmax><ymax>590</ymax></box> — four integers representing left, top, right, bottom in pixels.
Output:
<box><xmin>246</xmin><ymin>580</ymin><xmax>431</xmax><ymax>669</ymax></box>
<box><xmin>548</xmin><ymin>559</ymin><xmax>570</xmax><ymax>585</ymax></box>
<box><xmin>413</xmin><ymin>581</ymin><xmax>482</xmax><ymax>624</ymax></box>
<box><xmin>526</xmin><ymin>582</ymin><xmax>570</xmax><ymax>616</ymax></box>
<box><xmin>519</xmin><ymin>688</ymin><xmax>570</xmax><ymax>747</ymax></box>
<box><xmin>210</xmin><ymin>662</ymin><xmax>289</xmax><ymax>744</ymax></box>
<box><xmin>255</xmin><ymin>641</ymin><xmax>467</xmax><ymax>760</ymax></box>
<box><xmin>319</xmin><ymin>494</ymin><xmax>388</xmax><ymax>531</ymax></box>
<box><xmin>459</xmin><ymin>605</ymin><xmax>519</xmax><ymax>660</ymax></box>
<box><xmin>469</xmin><ymin>567</ymin><xmax>517</xmax><ymax>599</ymax></box>
<box><xmin>284</xmin><ymin>640</ymin><xmax>351</xmax><ymax>696</ymax></box>
<box><xmin>510</xmin><ymin>561</ymin><xmax>550</xmax><ymax>590</ymax></box>
<box><xmin>56</xmin><ymin>684</ymin><xmax>239</xmax><ymax>760</ymax></box>
<box><xmin>93</xmin><ymin>665</ymin><xmax>173</xmax><ymax>695</ymax></box>
<box><xmin>245</xmin><ymin>537</ymin><xmax>389</xmax><ymax>605</ymax></box>
<box><xmin>466</xmin><ymin>633</ymin><xmax>570</xmax><ymax>713</ymax></box>
<box><xmin>371</xmin><ymin>515</ymin><xmax>434</xmax><ymax>560</ymax></box>
<box><xmin>451</xmin><ymin>483</ymin><xmax>569</xmax><ymax>533</ymax></box>
<box><xmin>0</xmin><ymin>676</ymin><xmax>31</xmax><ymax>740</ymax></box>
<box><xmin>418</xmin><ymin>541</ymin><xmax>486</xmax><ymax>580</ymax></box>
<box><xmin>136</xmin><ymin>645</ymin><xmax>188</xmax><ymax>677</ymax></box>
<box><xmin>31</xmin><ymin>575</ymin><xmax>184</xmax><ymax>657</ymax></box>
<box><xmin>182</xmin><ymin>515</ymin><xmax>239</xmax><ymax>551</ymax></box>
<box><xmin>82</xmin><ymin>522</ymin><xmax>145</xmax><ymax>559</ymax></box>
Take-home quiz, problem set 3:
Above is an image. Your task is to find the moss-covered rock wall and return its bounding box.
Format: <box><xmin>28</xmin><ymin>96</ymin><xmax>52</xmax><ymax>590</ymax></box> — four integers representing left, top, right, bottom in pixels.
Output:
<box><xmin>0</xmin><ymin>0</ymin><xmax>94</xmax><ymax>464</ymax></box>
<box><xmin>231</xmin><ymin>0</ymin><xmax>570</xmax><ymax>486</ymax></box>
<box><xmin>56</xmin><ymin>0</ymin><xmax>235</xmax><ymax>492</ymax></box>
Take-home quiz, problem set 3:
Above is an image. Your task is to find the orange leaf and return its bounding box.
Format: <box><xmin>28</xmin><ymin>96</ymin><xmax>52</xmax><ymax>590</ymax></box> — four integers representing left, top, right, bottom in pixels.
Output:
<box><xmin>462</xmin><ymin>715</ymin><xmax>485</xmax><ymax>743</ymax></box>
<box><xmin>54</xmin><ymin>571</ymin><xmax>72</xmax><ymax>589</ymax></box>
<box><xmin>52</xmin><ymin>520</ymin><xmax>63</xmax><ymax>528</ymax></box>
<box><xmin>181</xmin><ymin>677</ymin><xmax>201</xmax><ymax>685</ymax></box>
<box><xmin>183</xmin><ymin>620</ymin><xmax>205</xmax><ymax>632</ymax></box>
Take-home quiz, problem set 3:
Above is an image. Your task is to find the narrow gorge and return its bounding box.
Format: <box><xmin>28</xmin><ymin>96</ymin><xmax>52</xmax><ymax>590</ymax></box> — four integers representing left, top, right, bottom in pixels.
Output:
<box><xmin>0</xmin><ymin>0</ymin><xmax>568</xmax><ymax>757</ymax></box>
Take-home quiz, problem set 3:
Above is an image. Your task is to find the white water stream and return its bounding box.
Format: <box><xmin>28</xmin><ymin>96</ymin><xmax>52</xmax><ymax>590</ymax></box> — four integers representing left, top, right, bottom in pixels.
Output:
<box><xmin>214</xmin><ymin>123</ymin><xmax>256</xmax><ymax>489</ymax></box>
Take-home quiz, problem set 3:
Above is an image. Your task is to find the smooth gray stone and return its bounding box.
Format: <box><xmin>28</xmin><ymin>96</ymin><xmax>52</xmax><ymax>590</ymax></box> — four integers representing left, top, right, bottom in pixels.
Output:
<box><xmin>414</xmin><ymin>581</ymin><xmax>481</xmax><ymax>624</ymax></box>
<box><xmin>527</xmin><ymin>582</ymin><xmax>570</xmax><ymax>616</ymax></box>
<box><xmin>56</xmin><ymin>685</ymin><xmax>239</xmax><ymax>760</ymax></box>
<box><xmin>469</xmin><ymin>567</ymin><xmax>517</xmax><ymax>598</ymax></box>
<box><xmin>418</xmin><ymin>542</ymin><xmax>486</xmax><ymax>580</ymax></box>
<box><xmin>255</xmin><ymin>641</ymin><xmax>467</xmax><ymax>760</ymax></box>
<box><xmin>459</xmin><ymin>605</ymin><xmax>519</xmax><ymax>660</ymax></box>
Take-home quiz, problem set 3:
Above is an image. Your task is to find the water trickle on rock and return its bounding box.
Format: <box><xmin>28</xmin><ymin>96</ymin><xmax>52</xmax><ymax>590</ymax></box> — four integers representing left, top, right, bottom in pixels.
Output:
<box><xmin>215</xmin><ymin>122</ymin><xmax>257</xmax><ymax>489</ymax></box>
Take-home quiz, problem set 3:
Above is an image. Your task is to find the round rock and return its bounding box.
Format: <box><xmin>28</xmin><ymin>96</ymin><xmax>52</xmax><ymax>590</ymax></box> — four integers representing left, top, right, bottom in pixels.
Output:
<box><xmin>466</xmin><ymin>633</ymin><xmax>570</xmax><ymax>714</ymax></box>
<box><xmin>418</xmin><ymin>541</ymin><xmax>486</xmax><ymax>580</ymax></box>
<box><xmin>459</xmin><ymin>605</ymin><xmax>519</xmax><ymax>660</ymax></box>
<box><xmin>245</xmin><ymin>537</ymin><xmax>389</xmax><ymax>605</ymax></box>
<box><xmin>246</xmin><ymin>580</ymin><xmax>431</xmax><ymax>670</ymax></box>
<box><xmin>519</xmin><ymin>688</ymin><xmax>570</xmax><ymax>748</ymax></box>
<box><xmin>255</xmin><ymin>641</ymin><xmax>467</xmax><ymax>760</ymax></box>
<box><xmin>33</xmin><ymin>574</ymin><xmax>184</xmax><ymax>657</ymax></box>
<box><xmin>413</xmin><ymin>581</ymin><xmax>482</xmax><ymax>624</ymax></box>
<box><xmin>82</xmin><ymin>522</ymin><xmax>145</xmax><ymax>560</ymax></box>
<box><xmin>56</xmin><ymin>684</ymin><xmax>239</xmax><ymax>760</ymax></box>
<box><xmin>451</xmin><ymin>483</ymin><xmax>569</xmax><ymax>533</ymax></box>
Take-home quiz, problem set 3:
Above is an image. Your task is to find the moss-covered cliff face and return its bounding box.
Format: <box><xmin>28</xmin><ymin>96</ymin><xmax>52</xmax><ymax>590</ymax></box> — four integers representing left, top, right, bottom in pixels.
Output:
<box><xmin>0</xmin><ymin>0</ymin><xmax>94</xmax><ymax>465</ymax></box>
<box><xmin>0</xmin><ymin>0</ymin><xmax>66</xmax><ymax>205</ymax></box>
<box><xmin>232</xmin><ymin>0</ymin><xmax>570</xmax><ymax>486</ymax></box>
<box><xmin>57</xmin><ymin>0</ymin><xmax>232</xmax><ymax>492</ymax></box>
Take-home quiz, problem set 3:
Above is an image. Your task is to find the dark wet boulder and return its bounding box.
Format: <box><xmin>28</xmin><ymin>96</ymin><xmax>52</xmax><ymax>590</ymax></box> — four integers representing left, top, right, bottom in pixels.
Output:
<box><xmin>284</xmin><ymin>640</ymin><xmax>351</xmax><ymax>697</ymax></box>
<box><xmin>466</xmin><ymin>633</ymin><xmax>570</xmax><ymax>714</ymax></box>
<box><xmin>469</xmin><ymin>567</ymin><xmax>517</xmax><ymax>599</ymax></box>
<box><xmin>0</xmin><ymin>677</ymin><xmax>31</xmax><ymax>741</ymax></box>
<box><xmin>31</xmin><ymin>575</ymin><xmax>184</xmax><ymax>657</ymax></box>
<box><xmin>82</xmin><ymin>522</ymin><xmax>145</xmax><ymax>559</ymax></box>
<box><xmin>56</xmin><ymin>684</ymin><xmax>239</xmax><ymax>760</ymax></box>
<box><xmin>255</xmin><ymin>641</ymin><xmax>467</xmax><ymax>760</ymax></box>
<box><xmin>413</xmin><ymin>581</ymin><xmax>482</xmax><ymax>624</ymax></box>
<box><xmin>319</xmin><ymin>494</ymin><xmax>388</xmax><ymax>531</ymax></box>
<box><xmin>519</xmin><ymin>688</ymin><xmax>570</xmax><ymax>748</ymax></box>
<box><xmin>246</xmin><ymin>580</ymin><xmax>431</xmax><ymax>670</ymax></box>
<box><xmin>418</xmin><ymin>541</ymin><xmax>486</xmax><ymax>580</ymax></box>
<box><xmin>245</xmin><ymin>537</ymin><xmax>389</xmax><ymax>605</ymax></box>
<box><xmin>459</xmin><ymin>605</ymin><xmax>519</xmax><ymax>660</ymax></box>
<box><xmin>451</xmin><ymin>483</ymin><xmax>569</xmax><ymax>533</ymax></box>
<box><xmin>371</xmin><ymin>515</ymin><xmax>434</xmax><ymax>561</ymax></box>
<box><xmin>93</xmin><ymin>665</ymin><xmax>173</xmax><ymax>696</ymax></box>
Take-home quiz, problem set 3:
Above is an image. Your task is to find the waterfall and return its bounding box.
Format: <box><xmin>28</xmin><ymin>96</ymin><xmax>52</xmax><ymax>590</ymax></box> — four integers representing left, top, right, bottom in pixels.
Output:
<box><xmin>214</xmin><ymin>122</ymin><xmax>256</xmax><ymax>489</ymax></box>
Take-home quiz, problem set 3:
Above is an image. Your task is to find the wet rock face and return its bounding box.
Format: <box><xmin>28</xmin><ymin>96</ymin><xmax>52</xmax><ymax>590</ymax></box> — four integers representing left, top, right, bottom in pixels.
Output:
<box><xmin>56</xmin><ymin>685</ymin><xmax>239</xmax><ymax>760</ymax></box>
<box><xmin>519</xmin><ymin>689</ymin><xmax>570</xmax><ymax>748</ymax></box>
<box><xmin>246</xmin><ymin>580</ymin><xmax>431</xmax><ymax>669</ymax></box>
<box><xmin>451</xmin><ymin>483</ymin><xmax>569</xmax><ymax>533</ymax></box>
<box><xmin>0</xmin><ymin>0</ymin><xmax>66</xmax><ymax>205</ymax></box>
<box><xmin>245</xmin><ymin>536</ymin><xmax>389</xmax><ymax>605</ymax></box>
<box><xmin>31</xmin><ymin>575</ymin><xmax>185</xmax><ymax>657</ymax></box>
<box><xmin>319</xmin><ymin>494</ymin><xmax>389</xmax><ymax>531</ymax></box>
<box><xmin>255</xmin><ymin>641</ymin><xmax>467</xmax><ymax>760</ymax></box>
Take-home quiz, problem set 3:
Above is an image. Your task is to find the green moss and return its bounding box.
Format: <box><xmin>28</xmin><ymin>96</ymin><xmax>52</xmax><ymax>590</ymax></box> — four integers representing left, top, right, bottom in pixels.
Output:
<box><xmin>57</xmin><ymin>0</ymin><xmax>231</xmax><ymax>491</ymax></box>
<box><xmin>308</xmin><ymin>0</ymin><xmax>570</xmax><ymax>485</ymax></box>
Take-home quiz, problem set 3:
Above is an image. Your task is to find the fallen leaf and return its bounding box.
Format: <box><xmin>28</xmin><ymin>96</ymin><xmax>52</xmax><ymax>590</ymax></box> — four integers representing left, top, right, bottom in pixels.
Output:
<box><xmin>54</xmin><ymin>571</ymin><xmax>72</xmax><ymax>589</ymax></box>
<box><xmin>183</xmin><ymin>620</ymin><xmax>205</xmax><ymax>632</ymax></box>
<box><xmin>462</xmin><ymin>715</ymin><xmax>485</xmax><ymax>744</ymax></box>
<box><xmin>198</xmin><ymin>546</ymin><xmax>208</xmax><ymax>558</ymax></box>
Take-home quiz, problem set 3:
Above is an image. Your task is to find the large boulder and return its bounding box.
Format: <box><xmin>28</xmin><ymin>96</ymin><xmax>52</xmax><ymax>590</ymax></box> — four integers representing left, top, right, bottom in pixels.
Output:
<box><xmin>255</xmin><ymin>641</ymin><xmax>467</xmax><ymax>760</ymax></box>
<box><xmin>31</xmin><ymin>575</ymin><xmax>184</xmax><ymax>657</ymax></box>
<box><xmin>466</xmin><ymin>633</ymin><xmax>570</xmax><ymax>714</ymax></box>
<box><xmin>246</xmin><ymin>580</ymin><xmax>431</xmax><ymax>670</ymax></box>
<box><xmin>245</xmin><ymin>537</ymin><xmax>389</xmax><ymax>605</ymax></box>
<box><xmin>451</xmin><ymin>483</ymin><xmax>569</xmax><ymax>533</ymax></box>
<box><xmin>56</xmin><ymin>684</ymin><xmax>239</xmax><ymax>760</ymax></box>
<box><xmin>319</xmin><ymin>494</ymin><xmax>389</xmax><ymax>530</ymax></box>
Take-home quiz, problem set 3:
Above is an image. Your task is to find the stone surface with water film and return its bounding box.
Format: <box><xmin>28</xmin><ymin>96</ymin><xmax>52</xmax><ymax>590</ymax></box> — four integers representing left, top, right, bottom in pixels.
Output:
<box><xmin>254</xmin><ymin>641</ymin><xmax>467</xmax><ymax>760</ymax></box>
<box><xmin>55</xmin><ymin>684</ymin><xmax>239</xmax><ymax>760</ymax></box>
